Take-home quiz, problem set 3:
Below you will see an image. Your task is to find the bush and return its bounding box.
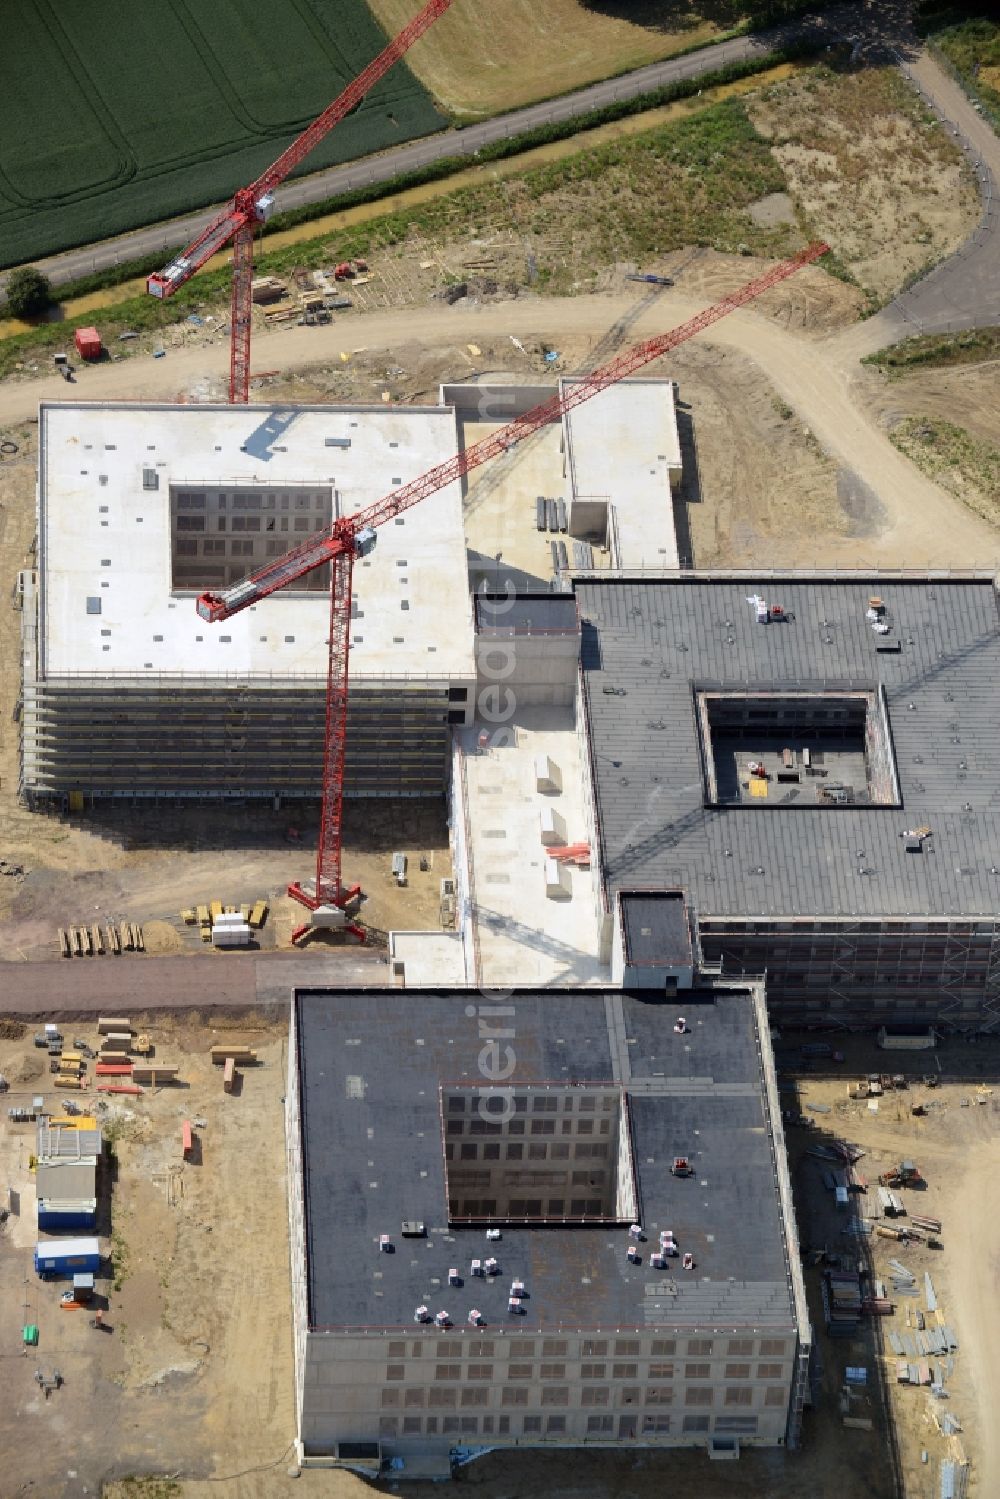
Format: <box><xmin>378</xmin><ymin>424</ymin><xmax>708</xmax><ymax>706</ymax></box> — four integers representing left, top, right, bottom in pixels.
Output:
<box><xmin>5</xmin><ymin>266</ymin><xmax>52</xmax><ymax>318</ymax></box>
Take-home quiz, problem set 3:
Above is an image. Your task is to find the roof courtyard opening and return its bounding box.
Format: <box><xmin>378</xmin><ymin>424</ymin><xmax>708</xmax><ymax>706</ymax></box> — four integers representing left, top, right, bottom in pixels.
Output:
<box><xmin>170</xmin><ymin>482</ymin><xmax>333</xmax><ymax>593</ymax></box>
<box><xmin>695</xmin><ymin>688</ymin><xmax>900</xmax><ymax>808</ymax></box>
<box><xmin>442</xmin><ymin>1084</ymin><xmax>638</xmax><ymax>1225</ymax></box>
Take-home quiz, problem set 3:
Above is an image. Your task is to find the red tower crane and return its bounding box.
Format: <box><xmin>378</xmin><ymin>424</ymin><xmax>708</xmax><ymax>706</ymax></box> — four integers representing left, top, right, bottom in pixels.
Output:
<box><xmin>196</xmin><ymin>242</ymin><xmax>829</xmax><ymax>942</ymax></box>
<box><xmin>146</xmin><ymin>0</ymin><xmax>455</xmax><ymax>405</ymax></box>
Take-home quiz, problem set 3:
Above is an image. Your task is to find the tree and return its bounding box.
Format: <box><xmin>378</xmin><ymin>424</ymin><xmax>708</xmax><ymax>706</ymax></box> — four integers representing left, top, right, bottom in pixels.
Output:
<box><xmin>5</xmin><ymin>266</ymin><xmax>52</xmax><ymax>318</ymax></box>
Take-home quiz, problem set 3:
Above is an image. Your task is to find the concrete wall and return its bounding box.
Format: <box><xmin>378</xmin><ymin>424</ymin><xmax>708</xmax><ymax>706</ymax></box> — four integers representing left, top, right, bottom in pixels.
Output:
<box><xmin>286</xmin><ymin>1001</ymin><xmax>309</xmax><ymax>1444</ymax></box>
<box><xmin>574</xmin><ymin>668</ymin><xmax>613</xmax><ymax>961</ymax></box>
<box><xmin>475</xmin><ymin>629</ymin><xmax>578</xmax><ymax>708</ymax></box>
<box><xmin>299</xmin><ymin>1325</ymin><xmax>798</xmax><ymax>1458</ymax></box>
<box><xmin>448</xmin><ymin>740</ymin><xmax>478</xmax><ymax>985</ymax></box>
<box><xmin>441</xmin><ymin>384</ymin><xmax>557</xmax><ymax>422</ymax></box>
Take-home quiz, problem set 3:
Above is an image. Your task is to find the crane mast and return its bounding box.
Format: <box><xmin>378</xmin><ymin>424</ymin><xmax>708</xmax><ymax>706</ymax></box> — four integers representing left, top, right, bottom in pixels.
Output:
<box><xmin>146</xmin><ymin>0</ymin><xmax>456</xmax><ymax>403</ymax></box>
<box><xmin>196</xmin><ymin>243</ymin><xmax>828</xmax><ymax>941</ymax></box>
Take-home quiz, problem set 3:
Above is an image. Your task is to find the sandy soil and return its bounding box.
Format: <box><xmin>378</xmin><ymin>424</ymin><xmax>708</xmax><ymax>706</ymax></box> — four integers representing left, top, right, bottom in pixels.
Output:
<box><xmin>367</xmin><ymin>0</ymin><xmax>726</xmax><ymax>116</ymax></box>
<box><xmin>0</xmin><ymin>797</ymin><xmax>452</xmax><ymax>962</ymax></box>
<box><xmin>862</xmin><ymin>357</ymin><xmax>1000</xmax><ymax>451</ymax></box>
<box><xmin>747</xmin><ymin>66</ymin><xmax>980</xmax><ymax>300</ymax></box>
<box><xmin>0</xmin><ymin>1019</ymin><xmax>295</xmax><ymax>1499</ymax></box>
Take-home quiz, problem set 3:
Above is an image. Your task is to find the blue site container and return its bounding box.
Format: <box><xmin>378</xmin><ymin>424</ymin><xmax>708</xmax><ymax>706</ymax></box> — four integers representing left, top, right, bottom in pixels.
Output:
<box><xmin>37</xmin><ymin>1200</ymin><xmax>97</xmax><ymax>1232</ymax></box>
<box><xmin>34</xmin><ymin>1237</ymin><xmax>101</xmax><ymax>1277</ymax></box>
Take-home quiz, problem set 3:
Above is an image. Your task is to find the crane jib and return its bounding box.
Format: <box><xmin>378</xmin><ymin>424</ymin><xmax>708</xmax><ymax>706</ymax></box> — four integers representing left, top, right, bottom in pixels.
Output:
<box><xmin>145</xmin><ymin>0</ymin><xmax>457</xmax><ymax>304</ymax></box>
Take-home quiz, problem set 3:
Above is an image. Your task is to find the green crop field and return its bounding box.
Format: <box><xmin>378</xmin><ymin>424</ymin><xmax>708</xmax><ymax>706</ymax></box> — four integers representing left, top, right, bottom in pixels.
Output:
<box><xmin>0</xmin><ymin>0</ymin><xmax>445</xmax><ymax>269</ymax></box>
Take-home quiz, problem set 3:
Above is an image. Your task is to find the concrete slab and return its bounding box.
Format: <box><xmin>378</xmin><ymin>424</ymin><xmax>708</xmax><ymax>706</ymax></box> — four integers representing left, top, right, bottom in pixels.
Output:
<box><xmin>460</xmin><ymin>418</ymin><xmax>568</xmax><ymax>591</ymax></box>
<box><xmin>460</xmin><ymin>707</ymin><xmax>607</xmax><ymax>986</ymax></box>
<box><xmin>38</xmin><ymin>401</ymin><xmax>474</xmax><ymax>684</ymax></box>
<box><xmin>388</xmin><ymin>930</ymin><xmax>468</xmax><ymax>985</ymax></box>
<box><xmin>561</xmin><ymin>377</ymin><xmax>681</xmax><ymax>569</ymax></box>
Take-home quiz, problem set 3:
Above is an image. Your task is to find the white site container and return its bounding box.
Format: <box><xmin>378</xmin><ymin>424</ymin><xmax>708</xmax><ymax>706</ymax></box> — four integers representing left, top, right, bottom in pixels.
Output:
<box><xmin>539</xmin><ymin>805</ymin><xmax>567</xmax><ymax>846</ymax></box>
<box><xmin>534</xmin><ymin>755</ymin><xmax>562</xmax><ymax>794</ymax></box>
<box><xmin>544</xmin><ymin>858</ymin><xmax>571</xmax><ymax>899</ymax></box>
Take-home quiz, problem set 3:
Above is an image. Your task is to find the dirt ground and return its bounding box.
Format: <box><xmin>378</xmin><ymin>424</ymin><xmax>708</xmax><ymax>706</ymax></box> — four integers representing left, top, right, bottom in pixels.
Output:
<box><xmin>4</xmin><ymin>1028</ymin><xmax>987</xmax><ymax>1499</ymax></box>
<box><xmin>858</xmin><ymin>355</ymin><xmax>1000</xmax><ymax>530</ymax></box>
<box><xmin>775</xmin><ymin>1035</ymin><xmax>1000</xmax><ymax>1499</ymax></box>
<box><xmin>0</xmin><ymin>1015</ymin><xmax>295</xmax><ymax>1499</ymax></box>
<box><xmin>367</xmin><ymin>0</ymin><xmax>728</xmax><ymax>116</ymax></box>
<box><xmin>0</xmin><ymin>791</ymin><xmax>452</xmax><ymax>963</ymax></box>
<box><xmin>747</xmin><ymin>66</ymin><xmax>980</xmax><ymax>301</ymax></box>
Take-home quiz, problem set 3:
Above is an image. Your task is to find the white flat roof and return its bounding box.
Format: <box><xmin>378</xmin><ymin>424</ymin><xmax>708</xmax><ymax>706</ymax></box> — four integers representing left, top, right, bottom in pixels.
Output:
<box><xmin>561</xmin><ymin>378</ymin><xmax>681</xmax><ymax>569</ymax></box>
<box><xmin>38</xmin><ymin>402</ymin><xmax>475</xmax><ymax>683</ymax></box>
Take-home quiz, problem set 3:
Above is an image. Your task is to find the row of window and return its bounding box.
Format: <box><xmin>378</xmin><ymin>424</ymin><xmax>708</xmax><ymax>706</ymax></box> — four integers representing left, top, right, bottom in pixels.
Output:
<box><xmin>446</xmin><ymin>1142</ymin><xmax>609</xmax><ymax>1163</ymax></box>
<box><xmin>176</xmin><ymin>514</ymin><xmax>323</xmax><ymax>536</ymax></box>
<box><xmin>451</xmin><ymin>1198</ymin><xmax>607</xmax><ymax>1218</ymax></box>
<box><xmin>447</xmin><ymin>1119</ymin><xmax>612</xmax><ymax>1140</ymax></box>
<box><xmin>384</xmin><ymin>1338</ymin><xmax>788</xmax><ymax>1359</ymax></box>
<box><xmin>390</xmin><ymin>1361</ymin><xmax>786</xmax><ymax>1383</ymax></box>
<box><xmin>174</xmin><ymin>491</ymin><xmax>328</xmax><ymax>511</ymax></box>
<box><xmin>447</xmin><ymin>1093</ymin><xmax>616</xmax><ymax>1114</ymax></box>
<box><xmin>702</xmin><ymin>920</ymin><xmax>996</xmax><ymax>936</ymax></box>
<box><xmin>374</xmin><ymin>1413</ymin><xmax>762</xmax><ymax>1437</ymax></box>
<box><xmin>380</xmin><ymin>1386</ymin><xmax>786</xmax><ymax>1411</ymax></box>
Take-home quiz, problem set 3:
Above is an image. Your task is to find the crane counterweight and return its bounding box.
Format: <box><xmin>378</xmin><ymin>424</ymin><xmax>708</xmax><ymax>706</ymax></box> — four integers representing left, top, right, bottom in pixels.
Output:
<box><xmin>145</xmin><ymin>0</ymin><xmax>457</xmax><ymax>399</ymax></box>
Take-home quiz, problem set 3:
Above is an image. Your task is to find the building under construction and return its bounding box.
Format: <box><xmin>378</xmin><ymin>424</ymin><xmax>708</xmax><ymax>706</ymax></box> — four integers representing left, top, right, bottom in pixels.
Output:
<box><xmin>21</xmin><ymin>401</ymin><xmax>475</xmax><ymax>804</ymax></box>
<box><xmin>286</xmin><ymin>981</ymin><xmax>809</xmax><ymax>1466</ymax></box>
<box><xmin>574</xmin><ymin>572</ymin><xmax>1000</xmax><ymax>1030</ymax></box>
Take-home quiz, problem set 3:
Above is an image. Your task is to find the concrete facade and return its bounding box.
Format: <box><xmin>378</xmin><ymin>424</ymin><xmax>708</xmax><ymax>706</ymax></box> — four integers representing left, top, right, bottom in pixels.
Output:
<box><xmin>576</xmin><ymin>573</ymin><xmax>1000</xmax><ymax>1031</ymax></box>
<box><xmin>285</xmin><ymin>985</ymin><xmax>809</xmax><ymax>1466</ymax></box>
<box><xmin>24</xmin><ymin>401</ymin><xmax>475</xmax><ymax>802</ymax></box>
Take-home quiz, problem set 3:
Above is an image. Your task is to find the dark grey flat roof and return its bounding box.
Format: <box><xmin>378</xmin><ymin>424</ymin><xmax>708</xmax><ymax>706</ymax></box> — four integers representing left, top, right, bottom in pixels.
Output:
<box><xmin>576</xmin><ymin>576</ymin><xmax>1000</xmax><ymax>919</ymax></box>
<box><xmin>621</xmin><ymin>892</ymin><xmax>692</xmax><ymax>968</ymax></box>
<box><xmin>295</xmin><ymin>988</ymin><xmax>793</xmax><ymax>1333</ymax></box>
<box><xmin>475</xmin><ymin>593</ymin><xmax>578</xmax><ymax>635</ymax></box>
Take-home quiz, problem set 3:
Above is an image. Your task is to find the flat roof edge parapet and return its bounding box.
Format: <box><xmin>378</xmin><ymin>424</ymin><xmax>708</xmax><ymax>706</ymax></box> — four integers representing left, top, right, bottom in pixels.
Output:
<box><xmin>38</xmin><ymin>400</ymin><xmax>457</xmax><ymax>418</ymax></box>
<box><xmin>575</xmin><ymin>569</ymin><xmax>999</xmax><ymax>584</ymax></box>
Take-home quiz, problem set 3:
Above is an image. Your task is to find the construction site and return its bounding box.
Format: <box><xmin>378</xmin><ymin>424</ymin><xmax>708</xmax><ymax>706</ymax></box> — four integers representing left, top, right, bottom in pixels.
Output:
<box><xmin>3</xmin><ymin>1</ymin><xmax>1000</xmax><ymax>1497</ymax></box>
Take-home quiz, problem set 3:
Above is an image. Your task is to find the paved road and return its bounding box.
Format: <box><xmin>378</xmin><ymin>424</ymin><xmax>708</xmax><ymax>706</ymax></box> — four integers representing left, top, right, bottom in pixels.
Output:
<box><xmin>857</xmin><ymin>47</ymin><xmax>1000</xmax><ymax>352</ymax></box>
<box><xmin>0</xmin><ymin>9</ymin><xmax>854</xmax><ymax>295</ymax></box>
<box><xmin>0</xmin><ymin>950</ymin><xmax>388</xmax><ymax>1019</ymax></box>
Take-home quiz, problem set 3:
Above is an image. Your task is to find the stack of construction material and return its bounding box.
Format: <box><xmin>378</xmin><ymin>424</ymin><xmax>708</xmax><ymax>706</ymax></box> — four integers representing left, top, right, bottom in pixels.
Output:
<box><xmin>132</xmin><ymin>1063</ymin><xmax>178</xmax><ymax>1085</ymax></box>
<box><xmin>212</xmin><ymin>912</ymin><xmax>252</xmax><ymax>948</ymax></box>
<box><xmin>823</xmin><ymin>1266</ymin><xmax>863</xmax><ymax>1335</ymax></box>
<box><xmin>211</xmin><ymin>1041</ymin><xmax>257</xmax><ymax>1065</ymax></box>
<box><xmin>889</xmin><ymin>1259</ymin><xmax>918</xmax><ymax>1298</ymax></box>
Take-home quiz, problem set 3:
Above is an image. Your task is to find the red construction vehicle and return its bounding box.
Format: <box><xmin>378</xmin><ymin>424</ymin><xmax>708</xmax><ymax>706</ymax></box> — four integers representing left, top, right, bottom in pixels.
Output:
<box><xmin>146</xmin><ymin>0</ymin><xmax>456</xmax><ymax>402</ymax></box>
<box><xmin>878</xmin><ymin>1160</ymin><xmax>923</xmax><ymax>1188</ymax></box>
<box><xmin>192</xmin><ymin>243</ymin><xmax>828</xmax><ymax>942</ymax></box>
<box><xmin>334</xmin><ymin>260</ymin><xmax>368</xmax><ymax>281</ymax></box>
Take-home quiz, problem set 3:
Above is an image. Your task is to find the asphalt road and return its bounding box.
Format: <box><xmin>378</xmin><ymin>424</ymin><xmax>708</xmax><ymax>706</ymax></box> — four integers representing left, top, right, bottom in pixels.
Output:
<box><xmin>868</xmin><ymin>47</ymin><xmax>1000</xmax><ymax>343</ymax></box>
<box><xmin>0</xmin><ymin>10</ymin><xmax>847</xmax><ymax>294</ymax></box>
<box><xmin>0</xmin><ymin>950</ymin><xmax>388</xmax><ymax>1018</ymax></box>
